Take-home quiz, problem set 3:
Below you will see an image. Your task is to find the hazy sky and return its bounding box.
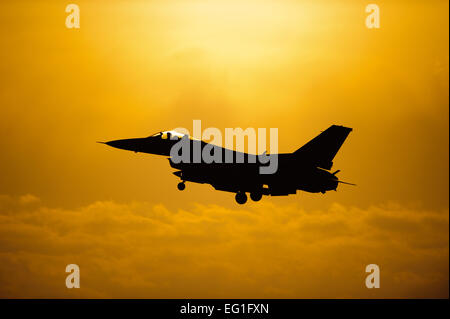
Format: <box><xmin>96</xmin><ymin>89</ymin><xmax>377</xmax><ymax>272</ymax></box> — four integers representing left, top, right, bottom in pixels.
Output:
<box><xmin>0</xmin><ymin>0</ymin><xmax>448</xmax><ymax>298</ymax></box>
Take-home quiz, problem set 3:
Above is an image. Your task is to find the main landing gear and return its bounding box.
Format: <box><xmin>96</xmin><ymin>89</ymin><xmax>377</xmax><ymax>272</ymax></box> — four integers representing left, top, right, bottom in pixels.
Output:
<box><xmin>250</xmin><ymin>191</ymin><xmax>262</xmax><ymax>202</ymax></box>
<box><xmin>235</xmin><ymin>192</ymin><xmax>247</xmax><ymax>204</ymax></box>
<box><xmin>235</xmin><ymin>191</ymin><xmax>263</xmax><ymax>204</ymax></box>
<box><xmin>177</xmin><ymin>182</ymin><xmax>186</xmax><ymax>191</ymax></box>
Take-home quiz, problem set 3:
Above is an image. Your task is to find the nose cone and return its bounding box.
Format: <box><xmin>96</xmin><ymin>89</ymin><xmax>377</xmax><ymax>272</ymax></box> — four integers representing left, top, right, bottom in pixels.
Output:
<box><xmin>103</xmin><ymin>138</ymin><xmax>146</xmax><ymax>152</ymax></box>
<box><xmin>99</xmin><ymin>135</ymin><xmax>175</xmax><ymax>156</ymax></box>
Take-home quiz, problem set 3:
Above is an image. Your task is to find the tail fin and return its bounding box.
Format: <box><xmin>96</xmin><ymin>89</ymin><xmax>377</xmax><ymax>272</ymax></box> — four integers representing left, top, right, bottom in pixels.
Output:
<box><xmin>294</xmin><ymin>125</ymin><xmax>352</xmax><ymax>170</ymax></box>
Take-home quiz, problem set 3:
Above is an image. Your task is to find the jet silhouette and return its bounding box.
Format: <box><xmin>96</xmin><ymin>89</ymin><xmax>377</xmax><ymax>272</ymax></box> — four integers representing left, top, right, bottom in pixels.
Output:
<box><xmin>100</xmin><ymin>125</ymin><xmax>354</xmax><ymax>204</ymax></box>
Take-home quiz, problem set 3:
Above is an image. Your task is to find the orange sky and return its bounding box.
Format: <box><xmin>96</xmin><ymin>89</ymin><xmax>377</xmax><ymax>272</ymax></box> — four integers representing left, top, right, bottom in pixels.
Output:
<box><xmin>0</xmin><ymin>0</ymin><xmax>448</xmax><ymax>298</ymax></box>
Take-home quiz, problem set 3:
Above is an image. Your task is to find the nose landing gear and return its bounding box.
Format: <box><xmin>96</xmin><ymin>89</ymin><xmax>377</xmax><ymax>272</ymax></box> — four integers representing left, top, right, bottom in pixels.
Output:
<box><xmin>177</xmin><ymin>182</ymin><xmax>186</xmax><ymax>191</ymax></box>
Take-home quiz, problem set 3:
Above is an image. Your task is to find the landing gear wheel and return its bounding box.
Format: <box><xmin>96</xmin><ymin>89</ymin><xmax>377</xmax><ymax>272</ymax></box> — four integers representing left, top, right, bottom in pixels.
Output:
<box><xmin>235</xmin><ymin>192</ymin><xmax>247</xmax><ymax>204</ymax></box>
<box><xmin>250</xmin><ymin>192</ymin><xmax>262</xmax><ymax>202</ymax></box>
<box><xmin>177</xmin><ymin>182</ymin><xmax>186</xmax><ymax>191</ymax></box>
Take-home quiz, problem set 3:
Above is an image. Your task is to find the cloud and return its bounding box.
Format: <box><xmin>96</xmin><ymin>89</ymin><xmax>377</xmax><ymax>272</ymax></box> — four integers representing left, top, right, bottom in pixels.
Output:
<box><xmin>0</xmin><ymin>195</ymin><xmax>447</xmax><ymax>298</ymax></box>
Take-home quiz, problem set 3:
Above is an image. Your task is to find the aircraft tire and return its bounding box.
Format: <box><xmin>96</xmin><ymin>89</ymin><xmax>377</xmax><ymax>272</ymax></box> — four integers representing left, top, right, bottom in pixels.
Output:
<box><xmin>177</xmin><ymin>182</ymin><xmax>186</xmax><ymax>191</ymax></box>
<box><xmin>250</xmin><ymin>192</ymin><xmax>262</xmax><ymax>202</ymax></box>
<box><xmin>235</xmin><ymin>192</ymin><xmax>247</xmax><ymax>204</ymax></box>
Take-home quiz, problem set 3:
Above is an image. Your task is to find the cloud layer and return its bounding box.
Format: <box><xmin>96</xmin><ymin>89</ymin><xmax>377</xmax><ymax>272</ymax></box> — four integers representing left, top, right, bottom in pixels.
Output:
<box><xmin>0</xmin><ymin>194</ymin><xmax>447</xmax><ymax>298</ymax></box>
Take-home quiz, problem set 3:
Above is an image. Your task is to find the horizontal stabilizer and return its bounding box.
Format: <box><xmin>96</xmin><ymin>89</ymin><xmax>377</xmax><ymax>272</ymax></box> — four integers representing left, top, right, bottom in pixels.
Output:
<box><xmin>337</xmin><ymin>180</ymin><xmax>356</xmax><ymax>186</ymax></box>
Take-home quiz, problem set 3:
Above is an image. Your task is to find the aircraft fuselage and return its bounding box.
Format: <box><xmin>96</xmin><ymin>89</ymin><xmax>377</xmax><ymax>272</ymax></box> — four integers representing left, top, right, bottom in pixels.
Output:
<box><xmin>101</xmin><ymin>125</ymin><xmax>353</xmax><ymax>204</ymax></box>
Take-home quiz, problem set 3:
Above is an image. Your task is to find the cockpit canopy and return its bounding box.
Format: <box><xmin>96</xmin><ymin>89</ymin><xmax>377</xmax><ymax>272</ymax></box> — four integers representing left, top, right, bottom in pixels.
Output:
<box><xmin>149</xmin><ymin>130</ymin><xmax>186</xmax><ymax>140</ymax></box>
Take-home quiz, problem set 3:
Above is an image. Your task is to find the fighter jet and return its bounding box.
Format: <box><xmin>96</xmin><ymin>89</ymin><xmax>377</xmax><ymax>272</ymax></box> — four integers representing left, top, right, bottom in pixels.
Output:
<box><xmin>100</xmin><ymin>125</ymin><xmax>354</xmax><ymax>204</ymax></box>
